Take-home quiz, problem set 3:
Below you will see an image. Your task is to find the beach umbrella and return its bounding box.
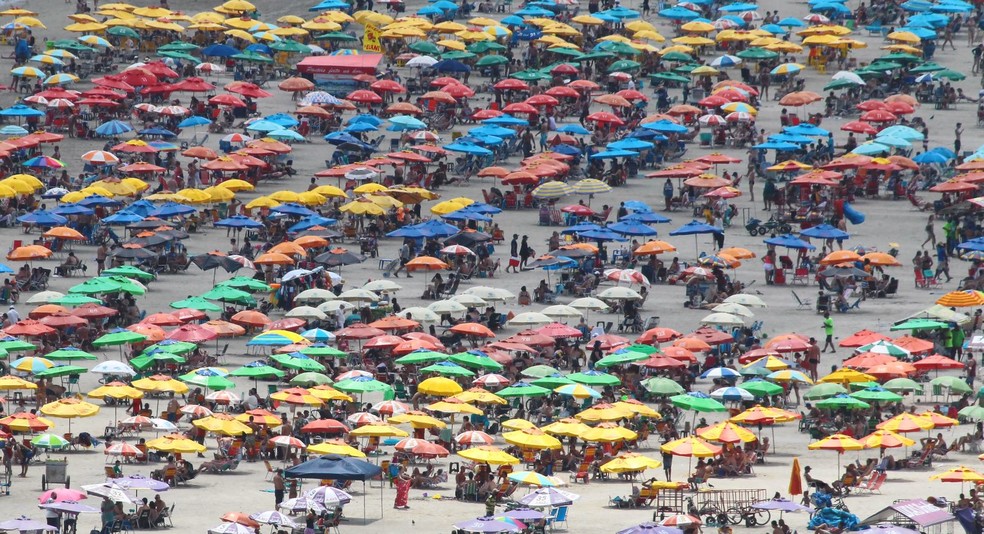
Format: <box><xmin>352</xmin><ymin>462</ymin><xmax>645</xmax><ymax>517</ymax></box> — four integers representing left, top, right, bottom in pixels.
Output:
<box><xmin>807</xmin><ymin>433</ymin><xmax>863</xmax><ymax>472</ymax></box>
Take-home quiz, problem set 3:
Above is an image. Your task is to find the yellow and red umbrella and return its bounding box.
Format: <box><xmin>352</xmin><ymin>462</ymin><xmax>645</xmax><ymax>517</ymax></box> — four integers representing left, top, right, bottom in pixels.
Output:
<box><xmin>808</xmin><ymin>433</ymin><xmax>863</xmax><ymax>472</ymax></box>
<box><xmin>696</xmin><ymin>421</ymin><xmax>757</xmax><ymax>444</ymax></box>
<box><xmin>877</xmin><ymin>413</ymin><xmax>934</xmax><ymax>433</ymax></box>
<box><xmin>861</xmin><ymin>429</ymin><xmax>914</xmax><ymax>450</ymax></box>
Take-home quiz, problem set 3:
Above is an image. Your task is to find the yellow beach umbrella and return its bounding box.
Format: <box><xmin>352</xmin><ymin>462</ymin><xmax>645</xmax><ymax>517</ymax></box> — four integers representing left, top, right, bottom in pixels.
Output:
<box><xmin>661</xmin><ymin>436</ymin><xmax>722</xmax><ymax>457</ymax></box>
<box><xmin>579</xmin><ymin>422</ymin><xmax>638</xmax><ymax>443</ymax></box>
<box><xmin>428</xmin><ymin>400</ymin><xmax>483</xmax><ymax>415</ymax></box>
<box><xmin>193</xmin><ymin>414</ymin><xmax>253</xmax><ymax>435</ymax></box>
<box><xmin>132</xmin><ymin>375</ymin><xmax>189</xmax><ymax>394</ymax></box>
<box><xmin>452</xmin><ymin>388</ymin><xmax>507</xmax><ymax>405</ymax></box>
<box><xmin>931</xmin><ymin>466</ymin><xmax>984</xmax><ymax>483</ymax></box>
<box><xmin>0</xmin><ymin>375</ymin><xmax>38</xmax><ymax>390</ymax></box>
<box><xmin>40</xmin><ymin>398</ymin><xmax>99</xmax><ymax>418</ymax></box>
<box><xmin>245</xmin><ymin>196</ymin><xmax>280</xmax><ymax>209</ymax></box>
<box><xmin>311</xmin><ymin>184</ymin><xmax>348</xmax><ymax>198</ymax></box>
<box><xmin>349</xmin><ymin>422</ymin><xmax>409</xmax><ymax>437</ymax></box>
<box><xmin>307</xmin><ymin>440</ymin><xmax>366</xmax><ymax>457</ymax></box>
<box><xmin>504</xmin><ymin>427</ymin><xmax>563</xmax><ymax>450</ymax></box>
<box><xmin>502</xmin><ymin>418</ymin><xmax>536</xmax><ymax>431</ymax></box>
<box><xmin>308</xmin><ymin>385</ymin><xmax>352</xmax><ymax>402</ymax></box>
<box><xmin>217</xmin><ymin>178</ymin><xmax>254</xmax><ymax>191</ymax></box>
<box><xmin>87</xmin><ymin>381</ymin><xmax>143</xmax><ymax>400</ymax></box>
<box><xmin>818</xmin><ymin>368</ymin><xmax>875</xmax><ymax>384</ymax></box>
<box><xmin>600</xmin><ymin>452</ymin><xmax>662</xmax><ymax>473</ymax></box>
<box><xmin>861</xmin><ymin>429</ymin><xmax>914</xmax><ymax>450</ymax></box>
<box><xmin>576</xmin><ymin>403</ymin><xmax>633</xmax><ymax>422</ymax></box>
<box><xmin>389</xmin><ymin>410</ymin><xmax>447</xmax><ymax>429</ymax></box>
<box><xmin>458</xmin><ymin>445</ymin><xmax>520</xmax><ymax>465</ymax></box>
<box><xmin>417</xmin><ymin>376</ymin><xmax>463</xmax><ymax>397</ymax></box>
<box><xmin>541</xmin><ymin>418</ymin><xmax>591</xmax><ymax>437</ymax></box>
<box><xmin>146</xmin><ymin>436</ymin><xmax>206</xmax><ymax>453</ymax></box>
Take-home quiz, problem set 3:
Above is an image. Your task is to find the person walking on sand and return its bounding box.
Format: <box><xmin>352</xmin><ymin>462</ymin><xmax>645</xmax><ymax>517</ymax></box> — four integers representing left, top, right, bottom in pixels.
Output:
<box><xmin>394</xmin><ymin>470</ymin><xmax>412</xmax><ymax>509</ymax></box>
<box><xmin>922</xmin><ymin>215</ymin><xmax>937</xmax><ymax>248</ymax></box>
<box><xmin>821</xmin><ymin>312</ymin><xmax>835</xmax><ymax>353</ymax></box>
<box><xmin>507</xmin><ymin>234</ymin><xmax>520</xmax><ymax>273</ymax></box>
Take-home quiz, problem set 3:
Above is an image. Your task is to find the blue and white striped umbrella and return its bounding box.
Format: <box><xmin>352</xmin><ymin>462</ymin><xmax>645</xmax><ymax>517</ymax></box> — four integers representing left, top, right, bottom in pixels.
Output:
<box><xmin>710</xmin><ymin>386</ymin><xmax>755</xmax><ymax>402</ymax></box>
<box><xmin>301</xmin><ymin>328</ymin><xmax>336</xmax><ymax>343</ymax></box>
<box><xmin>699</xmin><ymin>366</ymin><xmax>742</xmax><ymax>379</ymax></box>
<box><xmin>710</xmin><ymin>54</ymin><xmax>741</xmax><ymax>68</ymax></box>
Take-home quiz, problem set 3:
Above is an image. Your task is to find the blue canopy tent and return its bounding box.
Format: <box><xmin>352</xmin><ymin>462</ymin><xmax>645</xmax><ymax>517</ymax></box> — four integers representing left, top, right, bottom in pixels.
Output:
<box><xmin>608</xmin><ymin>220</ymin><xmax>658</xmax><ymax>236</ymax></box>
<box><xmin>764</xmin><ymin>234</ymin><xmax>816</xmax><ymax>250</ymax></box>
<box><xmin>17</xmin><ymin>210</ymin><xmax>67</xmax><ymax>227</ymax></box>
<box><xmin>284</xmin><ymin>454</ymin><xmax>384</xmax><ymax>521</ymax></box>
<box><xmin>800</xmin><ymin>224</ymin><xmax>849</xmax><ymax>243</ymax></box>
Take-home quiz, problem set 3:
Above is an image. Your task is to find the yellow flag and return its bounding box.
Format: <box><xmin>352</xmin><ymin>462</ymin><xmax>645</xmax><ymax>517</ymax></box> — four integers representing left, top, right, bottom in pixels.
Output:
<box><xmin>363</xmin><ymin>24</ymin><xmax>382</xmax><ymax>53</ymax></box>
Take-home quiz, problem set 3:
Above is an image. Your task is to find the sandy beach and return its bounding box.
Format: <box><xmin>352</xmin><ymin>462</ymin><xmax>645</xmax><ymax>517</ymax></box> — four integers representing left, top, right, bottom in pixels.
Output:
<box><xmin>0</xmin><ymin>0</ymin><xmax>983</xmax><ymax>532</ymax></box>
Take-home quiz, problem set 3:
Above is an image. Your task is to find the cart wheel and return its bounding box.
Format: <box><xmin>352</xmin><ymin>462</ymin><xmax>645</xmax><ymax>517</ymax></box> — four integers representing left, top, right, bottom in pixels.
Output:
<box><xmin>748</xmin><ymin>227</ymin><xmax>759</xmax><ymax>236</ymax></box>
<box><xmin>779</xmin><ymin>224</ymin><xmax>792</xmax><ymax>233</ymax></box>
<box><xmin>65</xmin><ymin>476</ymin><xmax>70</xmax><ymax>489</ymax></box>
<box><xmin>41</xmin><ymin>474</ymin><xmax>47</xmax><ymax>491</ymax></box>
<box><xmin>725</xmin><ymin>507</ymin><xmax>744</xmax><ymax>525</ymax></box>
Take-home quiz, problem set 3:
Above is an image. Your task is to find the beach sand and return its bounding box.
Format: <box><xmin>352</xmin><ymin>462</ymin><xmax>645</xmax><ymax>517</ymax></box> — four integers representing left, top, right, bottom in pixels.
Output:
<box><xmin>0</xmin><ymin>0</ymin><xmax>982</xmax><ymax>531</ymax></box>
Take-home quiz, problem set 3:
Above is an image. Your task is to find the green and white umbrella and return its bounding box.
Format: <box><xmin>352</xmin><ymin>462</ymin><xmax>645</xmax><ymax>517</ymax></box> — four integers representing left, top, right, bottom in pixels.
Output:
<box><xmin>855</xmin><ymin>340</ymin><xmax>910</xmax><ymax>357</ymax></box>
<box><xmin>497</xmin><ymin>381</ymin><xmax>551</xmax><ymax>398</ymax></box>
<box><xmin>45</xmin><ymin>347</ymin><xmax>97</xmax><ymax>361</ymax></box>
<box><xmin>640</xmin><ymin>377</ymin><xmax>685</xmax><ymax>396</ymax></box>
<box><xmin>420</xmin><ymin>360</ymin><xmax>475</xmax><ymax>377</ymax></box>
<box><xmin>32</xmin><ymin>433</ymin><xmax>69</xmax><ymax>449</ymax></box>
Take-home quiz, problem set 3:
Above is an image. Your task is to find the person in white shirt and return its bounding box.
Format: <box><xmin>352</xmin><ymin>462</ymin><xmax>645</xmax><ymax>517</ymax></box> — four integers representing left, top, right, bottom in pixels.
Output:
<box><xmin>7</xmin><ymin>305</ymin><xmax>19</xmax><ymax>323</ymax></box>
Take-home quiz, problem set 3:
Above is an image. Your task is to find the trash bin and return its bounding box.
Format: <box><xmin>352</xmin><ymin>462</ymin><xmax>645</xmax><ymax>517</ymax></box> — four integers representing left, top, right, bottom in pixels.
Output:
<box><xmin>699</xmin><ymin>132</ymin><xmax>712</xmax><ymax>146</ymax></box>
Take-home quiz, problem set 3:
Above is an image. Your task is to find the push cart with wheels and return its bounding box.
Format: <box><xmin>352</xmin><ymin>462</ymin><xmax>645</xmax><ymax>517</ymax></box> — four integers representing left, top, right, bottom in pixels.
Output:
<box><xmin>41</xmin><ymin>458</ymin><xmax>69</xmax><ymax>491</ymax></box>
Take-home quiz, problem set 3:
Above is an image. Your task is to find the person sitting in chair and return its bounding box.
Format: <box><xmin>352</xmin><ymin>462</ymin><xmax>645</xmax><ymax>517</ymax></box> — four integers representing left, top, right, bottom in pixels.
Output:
<box><xmin>55</xmin><ymin>252</ymin><xmax>81</xmax><ymax>276</ymax></box>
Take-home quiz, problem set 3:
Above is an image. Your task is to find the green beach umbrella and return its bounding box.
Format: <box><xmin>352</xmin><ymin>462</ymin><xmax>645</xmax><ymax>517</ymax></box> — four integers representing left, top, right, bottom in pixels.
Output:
<box><xmin>230</xmin><ymin>362</ymin><xmax>286</xmax><ymax>379</ymax></box>
<box><xmin>595</xmin><ymin>350</ymin><xmax>649</xmax><ymax>368</ymax></box>
<box><xmin>394</xmin><ymin>350</ymin><xmax>448</xmax><ymax>365</ymax></box>
<box><xmin>334</xmin><ymin>377</ymin><xmax>392</xmax><ymax>394</ymax></box>
<box><xmin>520</xmin><ymin>365</ymin><xmax>559</xmax><ymax>379</ymax></box>
<box><xmin>847</xmin><ymin>381</ymin><xmax>881</xmax><ymax>391</ymax></box>
<box><xmin>143</xmin><ymin>341</ymin><xmax>197</xmax><ymax>355</ymax></box>
<box><xmin>890</xmin><ymin>318</ymin><xmax>948</xmax><ymax>331</ymax></box>
<box><xmin>670</xmin><ymin>392</ymin><xmax>727</xmax><ymax>412</ymax></box>
<box><xmin>936</xmin><ymin>69</ymin><xmax>965</xmax><ymax>80</ymax></box>
<box><xmin>651</xmin><ymin>72</ymin><xmax>691</xmax><ymax>84</ymax></box>
<box><xmin>93</xmin><ymin>328</ymin><xmax>147</xmax><ymax>347</ymax></box>
<box><xmin>866</xmin><ymin>60</ymin><xmax>903</xmax><ymax>71</ymax></box>
<box><xmin>32</xmin><ymin>434</ymin><xmax>70</xmax><ymax>449</ymax></box>
<box><xmin>910</xmin><ymin>62</ymin><xmax>946</xmax><ymax>73</ymax></box>
<box><xmin>271</xmin><ymin>40</ymin><xmax>310</xmax><ymax>53</ymax></box>
<box><xmin>45</xmin><ymin>347</ymin><xmax>97</xmax><ymax>361</ymax></box>
<box><xmin>575</xmin><ymin>51</ymin><xmax>615</xmax><ymax>62</ymax></box>
<box><xmin>49</xmin><ymin>294</ymin><xmax>101</xmax><ymax>306</ymax></box>
<box><xmin>736</xmin><ymin>47</ymin><xmax>778</xmax><ymax>60</ymax></box>
<box><xmin>856</xmin><ymin>340</ymin><xmax>910</xmax><ymax>356</ymax></box>
<box><xmin>108</xmin><ymin>27</ymin><xmax>140</xmax><ymax>39</ymax></box>
<box><xmin>882</xmin><ymin>377</ymin><xmax>924</xmax><ymax>393</ymax></box>
<box><xmin>101</xmin><ymin>265</ymin><xmax>155</xmax><ymax>281</ymax></box>
<box><xmin>816</xmin><ymin>394</ymin><xmax>870</xmax><ymax>410</ymax></box>
<box><xmin>448</xmin><ymin>351</ymin><xmax>504</xmax><ymax>371</ymax></box>
<box><xmin>52</xmin><ymin>40</ymin><xmax>94</xmax><ymax>52</ymax></box>
<box><xmin>159</xmin><ymin>41</ymin><xmax>199</xmax><ymax>51</ymax></box>
<box><xmin>420</xmin><ymin>360</ymin><xmax>475</xmax><ymax>377</ymax></box>
<box><xmin>232</xmin><ymin>51</ymin><xmax>273</xmax><ymax>63</ymax></box>
<box><xmin>850</xmin><ymin>387</ymin><xmax>903</xmax><ymax>403</ymax></box>
<box><xmin>740</xmin><ymin>366</ymin><xmax>773</xmax><ymax>377</ymax></box>
<box><xmin>741</xmin><ymin>379</ymin><xmax>783</xmax><ymax>397</ymax></box>
<box><xmin>201</xmin><ymin>286</ymin><xmax>255</xmax><ymax>306</ymax></box>
<box><xmin>932</xmin><ymin>375</ymin><xmax>972</xmax><ymax>394</ymax></box>
<box><xmin>958</xmin><ymin>405</ymin><xmax>984</xmax><ymax>421</ymax></box>
<box><xmin>104</xmin><ymin>276</ymin><xmax>147</xmax><ymax>295</ymax></box>
<box><xmin>130</xmin><ymin>351</ymin><xmax>186</xmax><ymax>371</ymax></box>
<box><xmin>547</xmin><ymin>47</ymin><xmax>585</xmax><ymax>59</ymax></box>
<box><xmin>441</xmin><ymin>51</ymin><xmax>476</xmax><ymax>60</ymax></box>
<box><xmin>497</xmin><ymin>381</ymin><xmax>551</xmax><ymax>398</ymax></box>
<box><xmin>218</xmin><ymin>277</ymin><xmax>272</xmax><ymax>292</ymax></box>
<box><xmin>877</xmin><ymin>52</ymin><xmax>921</xmax><ymax>62</ymax></box>
<box><xmin>290</xmin><ymin>372</ymin><xmax>332</xmax><ymax>386</ymax></box>
<box><xmin>35</xmin><ymin>364</ymin><xmax>87</xmax><ymax>379</ymax></box>
<box><xmin>658</xmin><ymin>52</ymin><xmax>692</xmax><ymax>62</ymax></box>
<box><xmin>409</xmin><ymin>41</ymin><xmax>440</xmax><ymax>55</ymax></box>
<box><xmin>803</xmin><ymin>382</ymin><xmax>848</xmax><ymax>400</ymax></box>
<box><xmin>271</xmin><ymin>352</ymin><xmax>326</xmax><ymax>372</ymax></box>
<box><xmin>68</xmin><ymin>277</ymin><xmax>124</xmax><ymax>295</ymax></box>
<box><xmin>607</xmin><ymin>59</ymin><xmax>641</xmax><ymax>72</ymax></box>
<box><xmin>621</xmin><ymin>344</ymin><xmax>659</xmax><ymax>355</ymax></box>
<box><xmin>568</xmin><ymin>370</ymin><xmax>620</xmax><ymax>386</ymax></box>
<box><xmin>179</xmin><ymin>370</ymin><xmax>235</xmax><ymax>390</ymax></box>
<box><xmin>601</xmin><ymin>42</ymin><xmax>640</xmax><ymax>55</ymax></box>
<box><xmin>159</xmin><ymin>50</ymin><xmax>201</xmax><ymax>63</ymax></box>
<box><xmin>823</xmin><ymin>78</ymin><xmax>861</xmax><ymax>91</ymax></box>
<box><xmin>468</xmin><ymin>41</ymin><xmax>506</xmax><ymax>53</ymax></box>
<box><xmin>299</xmin><ymin>343</ymin><xmax>346</xmax><ymax>358</ymax></box>
<box><xmin>314</xmin><ymin>32</ymin><xmax>358</xmax><ymax>41</ymax></box>
<box><xmin>511</xmin><ymin>69</ymin><xmax>552</xmax><ymax>81</ymax></box>
<box><xmin>475</xmin><ymin>54</ymin><xmax>508</xmax><ymax>67</ymax></box>
<box><xmin>0</xmin><ymin>338</ymin><xmax>33</xmax><ymax>352</ymax></box>
<box><xmin>170</xmin><ymin>296</ymin><xmax>222</xmax><ymax>312</ymax></box>
<box><xmin>531</xmin><ymin>374</ymin><xmax>575</xmax><ymax>389</ymax></box>
<box><xmin>641</xmin><ymin>377</ymin><xmax>685</xmax><ymax>396</ymax></box>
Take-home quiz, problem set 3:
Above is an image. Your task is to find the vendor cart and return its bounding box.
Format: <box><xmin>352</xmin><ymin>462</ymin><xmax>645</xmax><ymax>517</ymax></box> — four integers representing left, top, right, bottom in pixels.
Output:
<box><xmin>41</xmin><ymin>458</ymin><xmax>69</xmax><ymax>491</ymax></box>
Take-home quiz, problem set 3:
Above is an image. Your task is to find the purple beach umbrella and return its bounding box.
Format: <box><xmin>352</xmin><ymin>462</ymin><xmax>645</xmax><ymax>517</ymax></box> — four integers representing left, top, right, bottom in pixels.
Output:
<box><xmin>111</xmin><ymin>475</ymin><xmax>170</xmax><ymax>492</ymax></box>
<box><xmin>751</xmin><ymin>499</ymin><xmax>814</xmax><ymax>513</ymax></box>
<box><xmin>39</xmin><ymin>502</ymin><xmax>99</xmax><ymax>514</ymax></box>
<box><xmin>503</xmin><ymin>508</ymin><xmax>546</xmax><ymax>521</ymax></box>
<box><xmin>452</xmin><ymin>517</ymin><xmax>523</xmax><ymax>533</ymax></box>
<box><xmin>617</xmin><ymin>523</ymin><xmax>685</xmax><ymax>534</ymax></box>
<box><xmin>0</xmin><ymin>517</ymin><xmax>59</xmax><ymax>532</ymax></box>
